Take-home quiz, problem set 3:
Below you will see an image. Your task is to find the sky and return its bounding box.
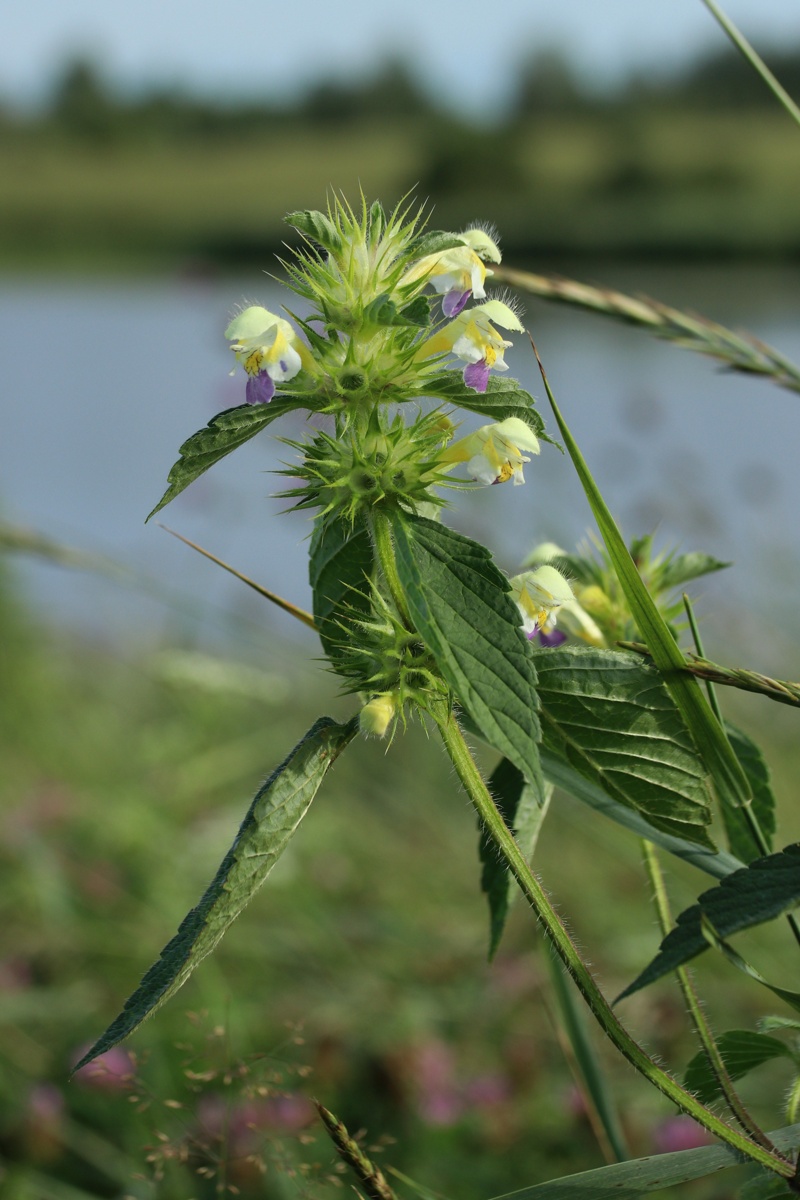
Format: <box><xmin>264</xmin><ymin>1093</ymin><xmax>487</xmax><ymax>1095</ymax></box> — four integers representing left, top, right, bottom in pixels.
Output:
<box><xmin>4</xmin><ymin>0</ymin><xmax>800</xmax><ymax>119</ymax></box>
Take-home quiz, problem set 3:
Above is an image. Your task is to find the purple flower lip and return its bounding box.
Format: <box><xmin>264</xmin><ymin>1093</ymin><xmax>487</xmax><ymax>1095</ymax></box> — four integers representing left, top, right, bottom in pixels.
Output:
<box><xmin>443</xmin><ymin>289</ymin><xmax>471</xmax><ymax>318</ymax></box>
<box><xmin>464</xmin><ymin>359</ymin><xmax>490</xmax><ymax>393</ymax></box>
<box><xmin>527</xmin><ymin>626</ymin><xmax>568</xmax><ymax>647</ymax></box>
<box><xmin>246</xmin><ymin>371</ymin><xmax>276</xmax><ymax>405</ymax></box>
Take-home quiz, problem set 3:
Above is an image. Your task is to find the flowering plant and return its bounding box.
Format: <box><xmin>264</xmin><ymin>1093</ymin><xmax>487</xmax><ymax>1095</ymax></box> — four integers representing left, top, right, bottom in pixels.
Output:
<box><xmin>77</xmin><ymin>197</ymin><xmax>800</xmax><ymax>1197</ymax></box>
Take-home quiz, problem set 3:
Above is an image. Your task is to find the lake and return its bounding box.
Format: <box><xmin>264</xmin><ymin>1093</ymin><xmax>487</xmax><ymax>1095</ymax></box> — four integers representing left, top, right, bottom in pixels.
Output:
<box><xmin>2</xmin><ymin>265</ymin><xmax>800</xmax><ymax>677</ymax></box>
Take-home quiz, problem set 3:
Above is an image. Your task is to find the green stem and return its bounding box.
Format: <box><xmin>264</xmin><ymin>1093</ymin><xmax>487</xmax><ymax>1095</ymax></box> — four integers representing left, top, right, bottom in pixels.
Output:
<box><xmin>544</xmin><ymin>941</ymin><xmax>630</xmax><ymax>1163</ymax></box>
<box><xmin>370</xmin><ymin>509</ymin><xmax>413</xmax><ymax>629</ymax></box>
<box><xmin>641</xmin><ymin>839</ymin><xmax>777</xmax><ymax>1152</ymax></box>
<box><xmin>433</xmin><ymin>710</ymin><xmax>794</xmax><ymax>1178</ymax></box>
<box><xmin>701</xmin><ymin>0</ymin><xmax>800</xmax><ymax>132</ymax></box>
<box><xmin>681</xmin><ymin>595</ymin><xmax>800</xmax><ymax>953</ymax></box>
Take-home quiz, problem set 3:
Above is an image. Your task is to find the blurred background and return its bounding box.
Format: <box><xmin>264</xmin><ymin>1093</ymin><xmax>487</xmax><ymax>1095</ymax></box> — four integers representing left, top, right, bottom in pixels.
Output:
<box><xmin>3</xmin><ymin>2</ymin><xmax>800</xmax><ymax>1197</ymax></box>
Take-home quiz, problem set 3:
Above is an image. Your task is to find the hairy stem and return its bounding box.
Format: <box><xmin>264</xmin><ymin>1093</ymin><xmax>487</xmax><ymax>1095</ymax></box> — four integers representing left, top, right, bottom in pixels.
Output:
<box><xmin>641</xmin><ymin>839</ymin><xmax>777</xmax><ymax>1151</ymax></box>
<box><xmin>370</xmin><ymin>509</ymin><xmax>414</xmax><ymax>629</ymax></box>
<box><xmin>433</xmin><ymin>710</ymin><xmax>794</xmax><ymax>1178</ymax></box>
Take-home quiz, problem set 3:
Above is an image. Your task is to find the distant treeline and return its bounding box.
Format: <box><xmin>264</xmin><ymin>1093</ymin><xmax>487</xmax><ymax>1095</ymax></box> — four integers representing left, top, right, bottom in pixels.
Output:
<box><xmin>5</xmin><ymin>41</ymin><xmax>800</xmax><ymax>144</ymax></box>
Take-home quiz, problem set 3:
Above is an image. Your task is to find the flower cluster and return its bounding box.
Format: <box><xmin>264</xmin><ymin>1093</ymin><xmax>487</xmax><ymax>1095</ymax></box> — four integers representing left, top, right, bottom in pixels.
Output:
<box><xmin>217</xmin><ymin>198</ymin><xmax>553</xmax><ymax>716</ymax></box>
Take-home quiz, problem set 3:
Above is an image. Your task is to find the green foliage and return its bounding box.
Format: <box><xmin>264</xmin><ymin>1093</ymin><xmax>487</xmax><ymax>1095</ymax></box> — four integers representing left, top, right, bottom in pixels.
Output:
<box><xmin>484</xmin><ymin>1124</ymin><xmax>800</xmax><ymax>1199</ymax></box>
<box><xmin>392</xmin><ymin>512</ymin><xmax>543</xmax><ymax>792</ymax></box>
<box><xmin>74</xmin><ymin>716</ymin><xmax>357</xmax><ymax>1070</ymax></box>
<box><xmin>543</xmin><ymin>379</ymin><xmax>752</xmax><ymax>815</ymax></box>
<box><xmin>479</xmin><ymin>760</ymin><xmax>552</xmax><ymax>957</ymax></box>
<box><xmin>535</xmin><ymin>645</ymin><xmax>714</xmax><ymax>846</ymax></box>
<box><xmin>683</xmin><ymin>1030</ymin><xmax>794</xmax><ymax>1103</ymax></box>
<box><xmin>424</xmin><ymin>373</ymin><xmax>551</xmax><ymax>442</ymax></box>
<box><xmin>284</xmin><ymin>208</ymin><xmax>344</xmax><ymax>253</ymax></box>
<box><xmin>618</xmin><ymin>845</ymin><xmax>800</xmax><ymax>1002</ymax></box>
<box><xmin>723</xmin><ymin>724</ymin><xmax>777</xmax><ymax>862</ymax></box>
<box><xmin>146</xmin><ymin>398</ymin><xmax>309</xmax><ymax>520</ymax></box>
<box><xmin>309</xmin><ymin>514</ymin><xmax>374</xmax><ymax>667</ymax></box>
<box><xmin>654</xmin><ymin>550</ymin><xmax>731</xmax><ymax>592</ymax></box>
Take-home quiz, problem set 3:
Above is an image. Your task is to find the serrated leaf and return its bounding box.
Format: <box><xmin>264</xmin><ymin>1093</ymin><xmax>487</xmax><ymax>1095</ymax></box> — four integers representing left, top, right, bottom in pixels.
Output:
<box><xmin>543</xmin><ymin>379</ymin><xmax>752</xmax><ymax>814</ymax></box>
<box><xmin>404</xmin><ymin>230</ymin><xmax>467</xmax><ymax>259</ymax></box>
<box><xmin>423</xmin><ymin>373</ymin><xmax>552</xmax><ymax>442</ymax></box>
<box><xmin>618</xmin><ymin>844</ymin><xmax>800</xmax><ymax>1002</ymax></box>
<box><xmin>534</xmin><ymin>645</ymin><xmax>714</xmax><ymax>847</ymax></box>
<box><xmin>479</xmin><ymin>760</ymin><xmax>552</xmax><ymax>957</ymax></box>
<box><xmin>393</xmin><ymin>513</ymin><xmax>543</xmax><ymax>792</ymax></box>
<box><xmin>147</xmin><ymin>398</ymin><xmax>306</xmax><ymax>521</ymax></box>
<box><xmin>656</xmin><ymin>551</ymin><xmax>731</xmax><ymax>591</ymax></box>
<box><xmin>284</xmin><ymin>209</ymin><xmax>343</xmax><ymax>252</ymax></box>
<box><xmin>723</xmin><ymin>725</ymin><xmax>777</xmax><ymax>862</ymax></box>
<box><xmin>485</xmin><ymin>1124</ymin><xmax>800</xmax><ymax>1200</ymax></box>
<box><xmin>683</xmin><ymin>1030</ymin><xmax>793</xmax><ymax>1104</ymax></box>
<box><xmin>309</xmin><ymin>515</ymin><xmax>374</xmax><ymax>668</ymax></box>
<box><xmin>541</xmin><ymin>746</ymin><xmax>742</xmax><ymax>880</ymax></box>
<box><xmin>74</xmin><ymin>717</ymin><xmax>356</xmax><ymax>1071</ymax></box>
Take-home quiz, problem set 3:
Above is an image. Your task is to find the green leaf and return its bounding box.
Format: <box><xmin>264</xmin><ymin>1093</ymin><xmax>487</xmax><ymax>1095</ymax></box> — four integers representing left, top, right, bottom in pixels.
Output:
<box><xmin>723</xmin><ymin>724</ymin><xmax>777</xmax><ymax>862</ymax></box>
<box><xmin>423</xmin><ymin>373</ymin><xmax>551</xmax><ymax>442</ymax></box>
<box><xmin>617</xmin><ymin>844</ymin><xmax>800</xmax><ymax>1002</ymax></box>
<box><xmin>284</xmin><ymin>209</ymin><xmax>343</xmax><ymax>253</ymax></box>
<box><xmin>309</xmin><ymin>515</ymin><xmax>374</xmax><ymax>668</ymax></box>
<box><xmin>535</xmin><ymin>645</ymin><xmax>714</xmax><ymax>847</ymax></box>
<box><xmin>404</xmin><ymin>230</ymin><xmax>466</xmax><ymax>259</ymax></box>
<box><xmin>393</xmin><ymin>513</ymin><xmax>543</xmax><ymax>792</ymax></box>
<box><xmin>541</xmin><ymin>746</ymin><xmax>742</xmax><ymax>880</ymax></box>
<box><xmin>706</xmin><ymin>934</ymin><xmax>800</xmax><ymax>1016</ymax></box>
<box><xmin>74</xmin><ymin>717</ymin><xmax>357</xmax><ymax>1071</ymax></box>
<box><xmin>485</xmin><ymin>1124</ymin><xmax>800</xmax><ymax>1200</ymax></box>
<box><xmin>363</xmin><ymin>293</ymin><xmax>431</xmax><ymax>328</ymax></box>
<box><xmin>147</xmin><ymin>398</ymin><xmax>306</xmax><ymax>521</ymax></box>
<box><xmin>738</xmin><ymin>1168</ymin><xmax>797</xmax><ymax>1200</ymax></box>
<box><xmin>479</xmin><ymin>760</ymin><xmax>552</xmax><ymax>957</ymax></box>
<box><xmin>542</xmin><ymin>376</ymin><xmax>752</xmax><ymax>814</ymax></box>
<box><xmin>655</xmin><ymin>551</ymin><xmax>731</xmax><ymax>592</ymax></box>
<box><xmin>683</xmin><ymin>1030</ymin><xmax>793</xmax><ymax>1103</ymax></box>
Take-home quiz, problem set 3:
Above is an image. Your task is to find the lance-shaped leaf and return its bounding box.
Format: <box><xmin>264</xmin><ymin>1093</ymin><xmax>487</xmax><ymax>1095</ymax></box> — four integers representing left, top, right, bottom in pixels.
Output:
<box><xmin>683</xmin><ymin>1030</ymin><xmax>794</xmax><ymax>1104</ymax></box>
<box><xmin>309</xmin><ymin>515</ymin><xmax>374</xmax><ymax>668</ymax></box>
<box><xmin>655</xmin><ymin>551</ymin><xmax>731</xmax><ymax>592</ymax></box>
<box><xmin>479</xmin><ymin>760</ymin><xmax>552</xmax><ymax>957</ymax></box>
<box><xmin>284</xmin><ymin>209</ymin><xmax>343</xmax><ymax>253</ymax></box>
<box><xmin>541</xmin><ymin>746</ymin><xmax>742</xmax><ymax>881</ymax></box>
<box><xmin>147</xmin><ymin>397</ymin><xmax>309</xmax><ymax>521</ymax></box>
<box><xmin>703</xmin><ymin>929</ymin><xmax>800</xmax><ymax>1016</ymax></box>
<box><xmin>534</xmin><ymin>645</ymin><xmax>714</xmax><ymax>847</ymax></box>
<box><xmin>723</xmin><ymin>724</ymin><xmax>777</xmax><ymax>862</ymax></box>
<box><xmin>542</xmin><ymin>372</ymin><xmax>752</xmax><ymax>815</ymax></box>
<box><xmin>422</xmin><ymin>373</ymin><xmax>551</xmax><ymax>442</ymax></box>
<box><xmin>74</xmin><ymin>717</ymin><xmax>357</xmax><ymax>1071</ymax></box>
<box><xmin>485</xmin><ymin>1124</ymin><xmax>800</xmax><ymax>1200</ymax></box>
<box><xmin>393</xmin><ymin>513</ymin><xmax>543</xmax><ymax>793</ymax></box>
<box><xmin>618</xmin><ymin>844</ymin><xmax>800</xmax><ymax>1002</ymax></box>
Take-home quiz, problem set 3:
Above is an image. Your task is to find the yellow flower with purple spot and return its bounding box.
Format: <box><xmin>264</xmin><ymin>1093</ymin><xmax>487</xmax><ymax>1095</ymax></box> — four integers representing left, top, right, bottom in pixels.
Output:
<box><xmin>225</xmin><ymin>306</ymin><xmax>310</xmax><ymax>405</ymax></box>
<box><xmin>420</xmin><ymin>299</ymin><xmax>523</xmax><ymax>393</ymax></box>
<box><xmin>403</xmin><ymin>228</ymin><xmax>501</xmax><ymax>317</ymax></box>
<box><xmin>443</xmin><ymin>416</ymin><xmax>540</xmax><ymax>486</ymax></box>
<box><xmin>509</xmin><ymin>566</ymin><xmax>574</xmax><ymax>644</ymax></box>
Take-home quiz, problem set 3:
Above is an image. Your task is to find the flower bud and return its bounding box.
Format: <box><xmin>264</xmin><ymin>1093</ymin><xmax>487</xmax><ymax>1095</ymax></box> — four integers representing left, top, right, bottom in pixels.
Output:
<box><xmin>359</xmin><ymin>694</ymin><xmax>397</xmax><ymax>738</ymax></box>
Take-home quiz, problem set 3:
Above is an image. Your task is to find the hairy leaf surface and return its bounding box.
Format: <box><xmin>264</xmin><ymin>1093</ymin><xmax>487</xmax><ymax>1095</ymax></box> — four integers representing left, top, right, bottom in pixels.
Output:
<box><xmin>147</xmin><ymin>398</ymin><xmax>307</xmax><ymax>520</ymax></box>
<box><xmin>421</xmin><ymin>373</ymin><xmax>550</xmax><ymax>441</ymax></box>
<box><xmin>479</xmin><ymin>760</ymin><xmax>552</xmax><ymax>957</ymax></box>
<box><xmin>75</xmin><ymin>717</ymin><xmax>357</xmax><ymax>1071</ymax></box>
<box><xmin>618</xmin><ymin>844</ymin><xmax>800</xmax><ymax>1002</ymax></box>
<box><xmin>656</xmin><ymin>551</ymin><xmax>731</xmax><ymax>591</ymax></box>
<box><xmin>486</xmin><ymin>1124</ymin><xmax>800</xmax><ymax>1199</ymax></box>
<box><xmin>683</xmin><ymin>1030</ymin><xmax>793</xmax><ymax>1104</ymax></box>
<box><xmin>393</xmin><ymin>513</ymin><xmax>542</xmax><ymax>791</ymax></box>
<box><xmin>309</xmin><ymin>515</ymin><xmax>374</xmax><ymax>667</ymax></box>
<box><xmin>534</xmin><ymin>646</ymin><xmax>714</xmax><ymax>847</ymax></box>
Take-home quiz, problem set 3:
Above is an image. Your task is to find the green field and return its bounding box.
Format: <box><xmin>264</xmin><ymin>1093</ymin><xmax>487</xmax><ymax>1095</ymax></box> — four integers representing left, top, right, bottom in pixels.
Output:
<box><xmin>4</xmin><ymin>107</ymin><xmax>800</xmax><ymax>271</ymax></box>
<box><xmin>2</xmin><ymin>549</ymin><xmax>800</xmax><ymax>1199</ymax></box>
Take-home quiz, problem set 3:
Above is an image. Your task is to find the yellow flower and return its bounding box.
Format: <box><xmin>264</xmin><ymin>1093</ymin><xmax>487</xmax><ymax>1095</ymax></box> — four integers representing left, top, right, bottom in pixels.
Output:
<box><xmin>419</xmin><ymin>299</ymin><xmax>523</xmax><ymax>392</ymax></box>
<box><xmin>225</xmin><ymin>306</ymin><xmax>310</xmax><ymax>404</ymax></box>
<box><xmin>443</xmin><ymin>416</ymin><xmax>540</xmax><ymax>486</ymax></box>
<box><xmin>403</xmin><ymin>228</ymin><xmax>501</xmax><ymax>317</ymax></box>
<box><xmin>510</xmin><ymin>566</ymin><xmax>574</xmax><ymax>639</ymax></box>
